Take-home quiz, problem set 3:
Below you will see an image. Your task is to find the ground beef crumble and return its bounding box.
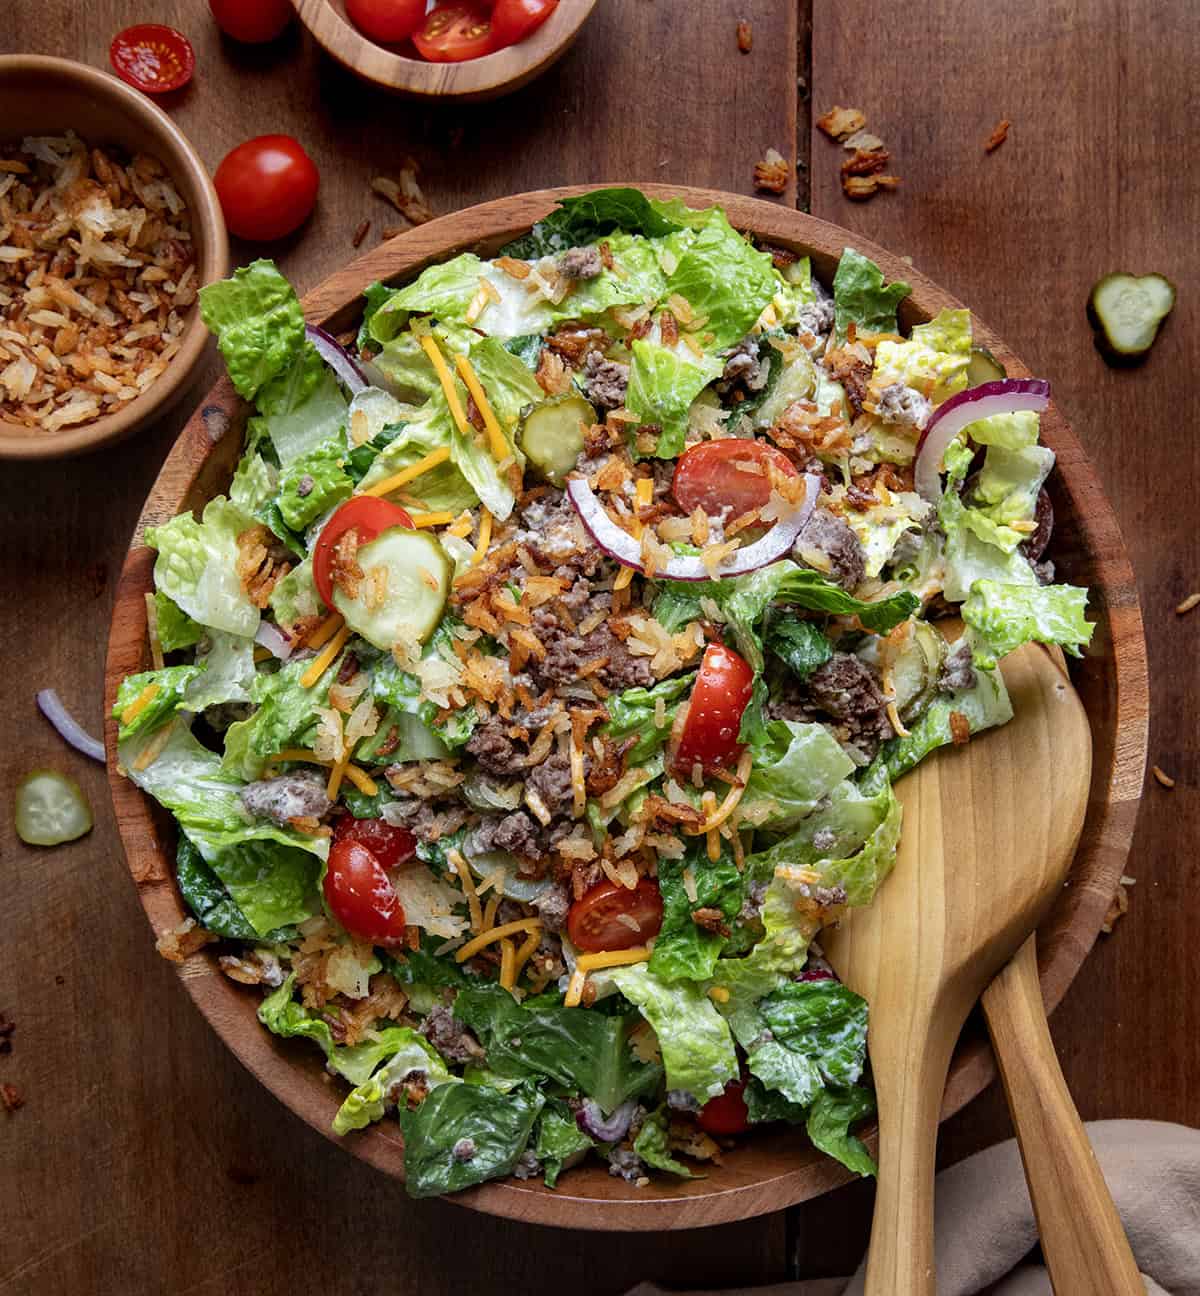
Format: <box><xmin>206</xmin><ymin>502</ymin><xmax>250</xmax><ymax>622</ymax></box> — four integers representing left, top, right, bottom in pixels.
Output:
<box><xmin>420</xmin><ymin>1002</ymin><xmax>484</xmax><ymax>1064</ymax></box>
<box><xmin>240</xmin><ymin>770</ymin><xmax>331</xmax><ymax>826</ymax></box>
<box><xmin>804</xmin><ymin>653</ymin><xmax>895</xmax><ymax>758</ymax></box>
<box><xmin>794</xmin><ymin>508</ymin><xmax>866</xmax><ymax>591</ymax></box>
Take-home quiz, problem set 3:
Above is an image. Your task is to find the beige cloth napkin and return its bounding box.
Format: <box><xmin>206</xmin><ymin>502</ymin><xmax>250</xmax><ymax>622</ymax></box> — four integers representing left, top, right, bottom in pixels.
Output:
<box><xmin>629</xmin><ymin>1121</ymin><xmax>1200</xmax><ymax>1296</ymax></box>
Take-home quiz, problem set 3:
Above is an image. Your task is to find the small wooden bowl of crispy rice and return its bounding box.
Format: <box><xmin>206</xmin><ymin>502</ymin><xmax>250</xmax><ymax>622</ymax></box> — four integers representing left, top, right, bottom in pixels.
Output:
<box><xmin>0</xmin><ymin>55</ymin><xmax>228</xmax><ymax>460</ymax></box>
<box><xmin>294</xmin><ymin>0</ymin><xmax>598</xmax><ymax>100</ymax></box>
<box><xmin>105</xmin><ymin>186</ymin><xmax>1149</xmax><ymax>1229</ymax></box>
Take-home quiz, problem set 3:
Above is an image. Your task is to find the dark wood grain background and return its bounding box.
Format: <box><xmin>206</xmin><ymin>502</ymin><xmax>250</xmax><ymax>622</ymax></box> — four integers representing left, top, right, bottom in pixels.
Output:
<box><xmin>1</xmin><ymin>1</ymin><xmax>1195</xmax><ymax>1289</ymax></box>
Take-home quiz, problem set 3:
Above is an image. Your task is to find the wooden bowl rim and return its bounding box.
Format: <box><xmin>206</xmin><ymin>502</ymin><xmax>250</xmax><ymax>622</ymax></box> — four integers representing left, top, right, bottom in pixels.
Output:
<box><xmin>104</xmin><ymin>184</ymin><xmax>1149</xmax><ymax>1230</ymax></box>
<box><xmin>292</xmin><ymin>0</ymin><xmax>599</xmax><ymax>100</ymax></box>
<box><xmin>0</xmin><ymin>54</ymin><xmax>230</xmax><ymax>461</ymax></box>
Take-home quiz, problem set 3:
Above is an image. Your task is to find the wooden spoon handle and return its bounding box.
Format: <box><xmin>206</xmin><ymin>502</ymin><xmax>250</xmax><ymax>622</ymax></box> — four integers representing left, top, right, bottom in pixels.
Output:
<box><xmin>862</xmin><ymin>1020</ymin><xmax>959</xmax><ymax>1296</ymax></box>
<box><xmin>983</xmin><ymin>935</ymin><xmax>1144</xmax><ymax>1294</ymax></box>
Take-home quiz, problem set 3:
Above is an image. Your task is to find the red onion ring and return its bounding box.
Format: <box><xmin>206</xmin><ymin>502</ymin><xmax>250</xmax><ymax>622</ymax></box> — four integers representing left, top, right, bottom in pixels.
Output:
<box><xmin>576</xmin><ymin>1098</ymin><xmax>638</xmax><ymax>1143</ymax></box>
<box><xmin>306</xmin><ymin>324</ymin><xmax>367</xmax><ymax>394</ymax></box>
<box><xmin>914</xmin><ymin>378</ymin><xmax>1051</xmax><ymax>502</ymax></box>
<box><xmin>36</xmin><ymin>689</ymin><xmax>105</xmax><ymax>763</ymax></box>
<box><xmin>566</xmin><ymin>473</ymin><xmax>818</xmax><ymax>583</ymax></box>
<box><xmin>254</xmin><ymin>621</ymin><xmax>295</xmax><ymax>662</ymax></box>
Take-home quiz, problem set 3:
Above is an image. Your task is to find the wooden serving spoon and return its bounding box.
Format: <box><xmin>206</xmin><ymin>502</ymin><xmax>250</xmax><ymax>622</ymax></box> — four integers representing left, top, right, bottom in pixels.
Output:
<box><xmin>823</xmin><ymin>636</ymin><xmax>1143</xmax><ymax>1294</ymax></box>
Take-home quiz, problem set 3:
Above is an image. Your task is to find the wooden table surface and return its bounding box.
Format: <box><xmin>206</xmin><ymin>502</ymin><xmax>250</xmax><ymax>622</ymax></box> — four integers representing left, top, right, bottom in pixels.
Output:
<box><xmin>1</xmin><ymin>1</ymin><xmax>1196</xmax><ymax>1290</ymax></box>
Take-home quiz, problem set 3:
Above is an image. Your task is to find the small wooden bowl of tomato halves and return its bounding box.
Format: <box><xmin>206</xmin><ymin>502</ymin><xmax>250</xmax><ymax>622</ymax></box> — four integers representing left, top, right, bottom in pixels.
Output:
<box><xmin>293</xmin><ymin>0</ymin><xmax>599</xmax><ymax>100</ymax></box>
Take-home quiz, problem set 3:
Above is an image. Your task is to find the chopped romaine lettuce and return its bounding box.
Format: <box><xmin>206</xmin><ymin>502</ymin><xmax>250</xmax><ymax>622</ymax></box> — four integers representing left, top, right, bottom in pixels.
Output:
<box><xmin>183</xmin><ymin>630</ymin><xmax>256</xmax><ymax>713</ymax></box>
<box><xmin>763</xmin><ymin>613</ymin><xmax>834</xmax><ymax>681</ymax></box>
<box><xmin>146</xmin><ymin>498</ymin><xmax>261</xmax><ymax>638</ymax></box>
<box><xmin>268</xmin><ymin>557</ymin><xmax>321</xmax><ymax>633</ymax></box>
<box><xmin>650</xmin><ymin>844</ymin><xmax>745</xmax><ymax>983</ymax></box>
<box><xmin>153</xmin><ymin>592</ymin><xmax>203</xmax><ymax>652</ymax></box>
<box><xmin>256</xmin><ymin>342</ymin><xmax>349</xmax><ymax>466</ymax></box>
<box><xmin>962</xmin><ymin>580</ymin><xmax>1093</xmax><ymax>667</ymax></box>
<box><xmin>833</xmin><ymin>249</ymin><xmax>910</xmax><ymax>339</ymax></box>
<box><xmin>174</xmin><ymin>834</ymin><xmax>293</xmax><ymax>941</ymax></box>
<box><xmin>872</xmin><ymin>308</ymin><xmax>971</xmax><ymax>403</ymax></box>
<box><xmin>759</xmin><ymin>979</ymin><xmax>869</xmax><ymax>1088</ymax></box>
<box><xmin>229</xmin><ymin>449</ymin><xmax>278</xmax><ymax>517</ymax></box>
<box><xmin>738</xmin><ymin>720</ymin><xmax>857</xmax><ymax>832</ymax></box>
<box><xmin>113</xmin><ymin>664</ymin><xmax>205</xmax><ymax>740</ymax></box>
<box><xmin>626</xmin><ymin>339</ymin><xmax>722</xmax><ymax>458</ymax></box>
<box><xmin>452</xmin><ymin>986</ymin><xmax>661</xmax><ymax>1114</ymax></box>
<box><xmin>397</xmin><ymin>1080</ymin><xmax>545</xmax><ymax>1198</ymax></box>
<box><xmin>633</xmin><ymin>1106</ymin><xmax>698</xmax><ymax>1178</ymax></box>
<box><xmin>332</xmin><ymin>1031</ymin><xmax>453</xmax><ymax>1135</ymax></box>
<box><xmin>535</xmin><ymin>1100</ymin><xmax>595</xmax><ymax>1188</ymax></box>
<box><xmin>501</xmin><ymin>187</ymin><xmax>684</xmax><ymax>259</ymax></box>
<box><xmin>198</xmin><ymin>259</ymin><xmax>305</xmax><ymax>400</ymax></box>
<box><xmin>609</xmin><ymin>964</ymin><xmax>738</xmax><ymax>1100</ymax></box>
<box><xmin>276</xmin><ymin>438</ymin><xmax>353</xmax><ymax>531</ymax></box>
<box><xmin>806</xmin><ymin>1084</ymin><xmax>877</xmax><ymax>1177</ymax></box>
<box><xmin>602</xmin><ymin>673</ymin><xmax>694</xmax><ymax>765</ymax></box>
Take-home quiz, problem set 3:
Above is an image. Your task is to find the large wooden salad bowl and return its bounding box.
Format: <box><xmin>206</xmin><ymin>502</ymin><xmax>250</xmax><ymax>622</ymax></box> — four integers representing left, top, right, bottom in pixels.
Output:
<box><xmin>104</xmin><ymin>186</ymin><xmax>1149</xmax><ymax>1230</ymax></box>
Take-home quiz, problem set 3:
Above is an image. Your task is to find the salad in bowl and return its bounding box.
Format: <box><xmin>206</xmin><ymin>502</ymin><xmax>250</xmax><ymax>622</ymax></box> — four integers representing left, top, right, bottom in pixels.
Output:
<box><xmin>113</xmin><ymin>188</ymin><xmax>1093</xmax><ymax>1198</ymax></box>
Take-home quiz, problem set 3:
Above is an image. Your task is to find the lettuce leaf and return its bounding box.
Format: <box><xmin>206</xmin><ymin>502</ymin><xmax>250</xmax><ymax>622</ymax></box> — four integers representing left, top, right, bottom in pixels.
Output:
<box><xmin>602</xmin><ymin>673</ymin><xmax>694</xmax><ymax>765</ymax></box>
<box><xmin>397</xmin><ymin>1080</ymin><xmax>545</xmax><ymax>1198</ymax></box>
<box><xmin>204</xmin><ymin>835</ymin><xmax>323</xmax><ymax>936</ymax></box>
<box><xmin>609</xmin><ymin>964</ymin><xmax>738</xmax><ymax>1100</ymax></box>
<box><xmin>153</xmin><ymin>592</ymin><xmax>203</xmax><ymax>652</ymax></box>
<box><xmin>146</xmin><ymin>498</ymin><xmax>261</xmax><ymax>638</ymax></box>
<box><xmin>650</xmin><ymin>844</ymin><xmax>745</xmax><ymax>983</ymax></box>
<box><xmin>724</xmin><ymin>561</ymin><xmax>920</xmax><ymax>634</ymax></box>
<box><xmin>452</xmin><ymin>985</ymin><xmax>661</xmax><ymax>1114</ymax></box>
<box><xmin>500</xmin><ymin>186</ymin><xmax>684</xmax><ymax>258</ymax></box>
<box><xmin>962</xmin><ymin>580</ymin><xmax>1093</xmax><ymax>668</ymax></box>
<box><xmin>626</xmin><ymin>339</ymin><xmax>722</xmax><ymax>458</ymax></box>
<box><xmin>872</xmin><ymin>308</ymin><xmax>972</xmax><ymax>404</ymax></box>
<box><xmin>763</xmin><ymin>613</ymin><xmax>833</xmax><ymax>681</ymax></box>
<box><xmin>113</xmin><ymin>664</ymin><xmax>205</xmax><ymax>740</ymax></box>
<box><xmin>184</xmin><ymin>630</ymin><xmax>256</xmax><ymax>713</ymax></box>
<box><xmin>833</xmin><ymin>249</ymin><xmax>910</xmax><ymax>339</ymax></box>
<box><xmin>633</xmin><ymin>1107</ymin><xmax>697</xmax><ymax>1179</ymax></box>
<box><xmin>198</xmin><ymin>259</ymin><xmax>305</xmax><ymax>400</ymax></box>
<box><xmin>174</xmin><ymin>834</ymin><xmax>293</xmax><ymax>941</ymax></box>
<box><xmin>860</xmin><ymin>660</ymin><xmax>1014</xmax><ymax>792</ymax></box>
<box><xmin>332</xmin><ymin>1031</ymin><xmax>453</xmax><ymax>1135</ymax></box>
<box><xmin>257</xmin><ymin>342</ymin><xmax>349</xmax><ymax>466</ymax></box>
<box><xmin>220</xmin><ymin>655</ymin><xmax>337</xmax><ymax>781</ymax></box>
<box><xmin>229</xmin><ymin>449</ymin><xmax>278</xmax><ymax>517</ymax></box>
<box><xmin>276</xmin><ymin>438</ymin><xmax>353</xmax><ymax>531</ymax></box>
<box><xmin>806</xmin><ymin>1084</ymin><xmax>877</xmax><ymax>1177</ymax></box>
<box><xmin>738</xmin><ymin>720</ymin><xmax>857</xmax><ymax>832</ymax></box>
<box><xmin>535</xmin><ymin>1100</ymin><xmax>595</xmax><ymax>1188</ymax></box>
<box><xmin>268</xmin><ymin>558</ymin><xmax>321</xmax><ymax>635</ymax></box>
<box><xmin>760</xmin><ymin>979</ymin><xmax>869</xmax><ymax>1088</ymax></box>
<box><xmin>664</xmin><ymin>207</ymin><xmax>778</xmax><ymax>349</ymax></box>
<box><xmin>966</xmin><ymin>409</ymin><xmax>1042</xmax><ymax>450</ymax></box>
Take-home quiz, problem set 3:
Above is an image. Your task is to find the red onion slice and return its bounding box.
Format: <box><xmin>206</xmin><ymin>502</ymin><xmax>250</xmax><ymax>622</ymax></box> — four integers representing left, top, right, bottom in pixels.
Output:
<box><xmin>306</xmin><ymin>324</ymin><xmax>367</xmax><ymax>394</ymax></box>
<box><xmin>36</xmin><ymin>689</ymin><xmax>105</xmax><ymax>763</ymax></box>
<box><xmin>914</xmin><ymin>378</ymin><xmax>1051</xmax><ymax>502</ymax></box>
<box><xmin>576</xmin><ymin>1098</ymin><xmax>638</xmax><ymax>1143</ymax></box>
<box><xmin>566</xmin><ymin>473</ymin><xmax>818</xmax><ymax>583</ymax></box>
<box><xmin>254</xmin><ymin>620</ymin><xmax>295</xmax><ymax>661</ymax></box>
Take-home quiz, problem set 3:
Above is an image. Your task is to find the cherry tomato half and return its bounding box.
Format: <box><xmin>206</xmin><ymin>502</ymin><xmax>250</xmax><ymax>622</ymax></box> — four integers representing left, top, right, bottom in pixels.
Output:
<box><xmin>413</xmin><ymin>4</ymin><xmax>496</xmax><ymax>61</ymax></box>
<box><xmin>213</xmin><ymin>135</ymin><xmax>320</xmax><ymax>242</ymax></box>
<box><xmin>312</xmin><ymin>496</ymin><xmax>413</xmax><ymax>612</ymax></box>
<box><xmin>490</xmin><ymin>0</ymin><xmax>558</xmax><ymax>48</ymax></box>
<box><xmin>209</xmin><ymin>0</ymin><xmax>293</xmax><ymax>43</ymax></box>
<box><xmin>324</xmin><ymin>837</ymin><xmax>409</xmax><ymax>947</ymax></box>
<box><xmin>698</xmin><ymin>1076</ymin><xmax>751</xmax><ymax>1135</ymax></box>
<box><xmin>566</xmin><ymin>880</ymin><xmax>664</xmax><ymax>954</ymax></box>
<box><xmin>672</xmin><ymin>643</ymin><xmax>754</xmax><ymax>776</ymax></box>
<box><xmin>334</xmin><ymin>816</ymin><xmax>417</xmax><ymax>870</ymax></box>
<box><xmin>110</xmin><ymin>25</ymin><xmax>195</xmax><ymax>95</ymax></box>
<box><xmin>672</xmin><ymin>439</ymin><xmax>798</xmax><ymax>522</ymax></box>
<box><xmin>346</xmin><ymin>0</ymin><xmax>428</xmax><ymax>44</ymax></box>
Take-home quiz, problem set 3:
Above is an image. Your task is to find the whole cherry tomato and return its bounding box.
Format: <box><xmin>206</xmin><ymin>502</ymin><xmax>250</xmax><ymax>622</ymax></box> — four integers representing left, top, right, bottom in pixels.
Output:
<box><xmin>213</xmin><ymin>135</ymin><xmax>320</xmax><ymax>242</ymax></box>
<box><xmin>333</xmin><ymin>816</ymin><xmax>417</xmax><ymax>869</ymax></box>
<box><xmin>698</xmin><ymin>1076</ymin><xmax>751</xmax><ymax>1135</ymax></box>
<box><xmin>324</xmin><ymin>837</ymin><xmax>409</xmax><ymax>947</ymax></box>
<box><xmin>672</xmin><ymin>643</ymin><xmax>754</xmax><ymax>776</ymax></box>
<box><xmin>672</xmin><ymin>439</ymin><xmax>798</xmax><ymax>522</ymax></box>
<box><xmin>312</xmin><ymin>496</ymin><xmax>413</xmax><ymax>612</ymax></box>
<box><xmin>209</xmin><ymin>0</ymin><xmax>293</xmax><ymax>43</ymax></box>
<box><xmin>345</xmin><ymin>0</ymin><xmax>428</xmax><ymax>44</ymax></box>
<box><xmin>490</xmin><ymin>0</ymin><xmax>557</xmax><ymax>48</ymax></box>
<box><xmin>566</xmin><ymin>880</ymin><xmax>664</xmax><ymax>953</ymax></box>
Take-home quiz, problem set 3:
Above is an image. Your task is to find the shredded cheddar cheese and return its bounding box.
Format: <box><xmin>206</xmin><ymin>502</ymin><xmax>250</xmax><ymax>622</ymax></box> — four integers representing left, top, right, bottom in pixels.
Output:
<box><xmin>446</xmin><ymin>848</ymin><xmax>485</xmax><ymax>933</ymax></box>
<box><xmin>482</xmin><ymin>893</ymin><xmax>501</xmax><ymax>933</ymax></box>
<box><xmin>132</xmin><ymin>720</ymin><xmax>176</xmax><ymax>771</ymax></box>
<box><xmin>300</xmin><ymin>622</ymin><xmax>351</xmax><ymax>689</ymax></box>
<box><xmin>454</xmin><ymin>508</ymin><xmax>494</xmax><ymax>587</ymax></box>
<box><xmin>419</xmin><ymin>334</ymin><xmax>473</xmax><ymax>438</ymax></box>
<box><xmin>409</xmin><ymin>510</ymin><xmax>456</xmax><ymax>529</ymax></box>
<box><xmin>453</xmin><ymin>916</ymin><xmax>542</xmax><ymax>963</ymax></box>
<box><xmin>359</xmin><ymin>446</ymin><xmax>451</xmax><ymax>499</ymax></box>
<box><xmin>702</xmin><ymin>790</ymin><xmax>720</xmax><ymax>862</ymax></box>
<box><xmin>686</xmin><ymin>750</ymin><xmax>754</xmax><ymax>835</ymax></box>
<box><xmin>707</xmin><ymin>986</ymin><xmax>730</xmax><ymax>1004</ymax></box>
<box><xmin>270</xmin><ymin>747</ymin><xmax>322</xmax><ymax>764</ymax></box>
<box><xmin>498</xmin><ymin>938</ymin><xmax>517</xmax><ymax>990</ymax></box>
<box><xmin>304</xmin><ymin>611</ymin><xmax>344</xmax><ymax>650</ymax></box>
<box><xmin>512</xmin><ymin>928</ymin><xmax>541</xmax><ymax>982</ymax></box>
<box><xmin>563</xmin><ymin>967</ymin><xmax>588</xmax><ymax>1008</ymax></box>
<box><xmin>575</xmin><ymin>947</ymin><xmax>652</xmax><ymax>972</ymax></box>
<box><xmin>454</xmin><ymin>352</ymin><xmax>510</xmax><ymax>464</ymax></box>
<box><xmin>447</xmin><ymin>512</ymin><xmax>474</xmax><ymax>538</ymax></box>
<box><xmin>635</xmin><ymin>477</ymin><xmax>654</xmax><ymax>508</ymax></box>
<box><xmin>326</xmin><ymin>757</ymin><xmax>349</xmax><ymax>801</ymax></box>
<box><xmin>342</xmin><ymin>763</ymin><xmax>378</xmax><ymax>796</ymax></box>
<box><xmin>120</xmin><ymin>683</ymin><xmax>161</xmax><ymax>727</ymax></box>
